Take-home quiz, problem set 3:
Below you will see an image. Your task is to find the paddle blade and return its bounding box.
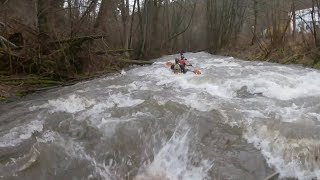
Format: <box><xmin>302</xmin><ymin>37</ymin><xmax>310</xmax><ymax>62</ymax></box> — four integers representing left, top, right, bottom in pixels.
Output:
<box><xmin>165</xmin><ymin>62</ymin><xmax>173</xmax><ymax>67</ymax></box>
<box><xmin>193</xmin><ymin>70</ymin><xmax>201</xmax><ymax>75</ymax></box>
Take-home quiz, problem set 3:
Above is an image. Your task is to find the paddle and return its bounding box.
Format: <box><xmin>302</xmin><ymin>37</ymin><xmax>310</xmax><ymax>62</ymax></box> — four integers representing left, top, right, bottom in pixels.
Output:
<box><xmin>165</xmin><ymin>61</ymin><xmax>201</xmax><ymax>75</ymax></box>
<box><xmin>165</xmin><ymin>61</ymin><xmax>173</xmax><ymax>67</ymax></box>
<box><xmin>192</xmin><ymin>69</ymin><xmax>201</xmax><ymax>75</ymax></box>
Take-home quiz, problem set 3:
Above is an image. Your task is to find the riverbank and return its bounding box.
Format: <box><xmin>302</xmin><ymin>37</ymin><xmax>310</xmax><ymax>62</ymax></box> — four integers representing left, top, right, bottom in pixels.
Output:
<box><xmin>218</xmin><ymin>42</ymin><xmax>320</xmax><ymax>70</ymax></box>
<box><xmin>0</xmin><ymin>73</ymin><xmax>110</xmax><ymax>102</ymax></box>
<box><xmin>0</xmin><ymin>59</ymin><xmax>153</xmax><ymax>103</ymax></box>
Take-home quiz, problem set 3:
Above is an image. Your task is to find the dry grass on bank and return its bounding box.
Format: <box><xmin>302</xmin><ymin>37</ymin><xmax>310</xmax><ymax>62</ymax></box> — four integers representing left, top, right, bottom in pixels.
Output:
<box><xmin>219</xmin><ymin>36</ymin><xmax>320</xmax><ymax>69</ymax></box>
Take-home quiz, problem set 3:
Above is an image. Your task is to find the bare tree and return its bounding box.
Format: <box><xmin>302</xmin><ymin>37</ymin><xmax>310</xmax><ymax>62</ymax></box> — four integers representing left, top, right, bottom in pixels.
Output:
<box><xmin>94</xmin><ymin>0</ymin><xmax>111</xmax><ymax>33</ymax></box>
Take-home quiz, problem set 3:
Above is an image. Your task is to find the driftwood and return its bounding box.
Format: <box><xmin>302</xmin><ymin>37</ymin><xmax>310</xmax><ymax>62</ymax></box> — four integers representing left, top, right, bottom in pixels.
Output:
<box><xmin>51</xmin><ymin>35</ymin><xmax>106</xmax><ymax>44</ymax></box>
<box><xmin>95</xmin><ymin>49</ymin><xmax>134</xmax><ymax>55</ymax></box>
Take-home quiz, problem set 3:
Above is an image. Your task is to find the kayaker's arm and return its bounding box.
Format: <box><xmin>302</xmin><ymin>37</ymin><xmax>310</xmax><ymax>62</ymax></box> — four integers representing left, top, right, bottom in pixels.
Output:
<box><xmin>185</xmin><ymin>60</ymin><xmax>192</xmax><ymax>66</ymax></box>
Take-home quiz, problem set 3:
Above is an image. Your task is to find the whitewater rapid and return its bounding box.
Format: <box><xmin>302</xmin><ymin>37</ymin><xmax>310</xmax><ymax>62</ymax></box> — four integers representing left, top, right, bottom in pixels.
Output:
<box><xmin>1</xmin><ymin>52</ymin><xmax>320</xmax><ymax>179</ymax></box>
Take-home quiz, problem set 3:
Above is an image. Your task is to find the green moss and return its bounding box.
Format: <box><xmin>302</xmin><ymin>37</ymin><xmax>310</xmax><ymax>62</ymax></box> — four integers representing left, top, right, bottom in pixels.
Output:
<box><xmin>2</xmin><ymin>78</ymin><xmax>63</xmax><ymax>86</ymax></box>
<box><xmin>0</xmin><ymin>96</ymin><xmax>6</xmax><ymax>102</ymax></box>
<box><xmin>314</xmin><ymin>62</ymin><xmax>320</xmax><ymax>69</ymax></box>
<box><xmin>16</xmin><ymin>91</ymin><xmax>28</xmax><ymax>97</ymax></box>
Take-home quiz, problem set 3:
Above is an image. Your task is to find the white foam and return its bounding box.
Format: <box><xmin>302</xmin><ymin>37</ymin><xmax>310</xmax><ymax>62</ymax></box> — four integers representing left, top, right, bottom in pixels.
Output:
<box><xmin>30</xmin><ymin>94</ymin><xmax>95</xmax><ymax>114</ymax></box>
<box><xmin>308</xmin><ymin>112</ymin><xmax>320</xmax><ymax>121</ymax></box>
<box><xmin>108</xmin><ymin>85</ymin><xmax>125</xmax><ymax>89</ymax></box>
<box><xmin>109</xmin><ymin>92</ymin><xmax>144</xmax><ymax>108</ymax></box>
<box><xmin>241</xmin><ymin>71</ymin><xmax>320</xmax><ymax>100</ymax></box>
<box><xmin>77</xmin><ymin>102</ymin><xmax>114</xmax><ymax>121</ymax></box>
<box><xmin>245</xmin><ymin>125</ymin><xmax>320</xmax><ymax>179</ymax></box>
<box><xmin>36</xmin><ymin>130</ymin><xmax>55</xmax><ymax>143</ymax></box>
<box><xmin>136</xmin><ymin>124</ymin><xmax>213</xmax><ymax>180</ymax></box>
<box><xmin>181</xmin><ymin>93</ymin><xmax>216</xmax><ymax>112</ymax></box>
<box><xmin>54</xmin><ymin>135</ymin><xmax>113</xmax><ymax>179</ymax></box>
<box><xmin>48</xmin><ymin>94</ymin><xmax>95</xmax><ymax>113</ymax></box>
<box><xmin>0</xmin><ymin>120</ymin><xmax>43</xmax><ymax>147</ymax></box>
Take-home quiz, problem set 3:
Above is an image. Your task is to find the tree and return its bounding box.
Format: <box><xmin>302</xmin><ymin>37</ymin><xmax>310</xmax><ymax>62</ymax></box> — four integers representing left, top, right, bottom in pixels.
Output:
<box><xmin>37</xmin><ymin>0</ymin><xmax>49</xmax><ymax>40</ymax></box>
<box><xmin>94</xmin><ymin>0</ymin><xmax>110</xmax><ymax>33</ymax></box>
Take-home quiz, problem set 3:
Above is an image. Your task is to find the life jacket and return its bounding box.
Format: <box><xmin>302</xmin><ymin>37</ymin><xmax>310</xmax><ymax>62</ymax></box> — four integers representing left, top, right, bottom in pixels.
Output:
<box><xmin>178</xmin><ymin>59</ymin><xmax>187</xmax><ymax>65</ymax></box>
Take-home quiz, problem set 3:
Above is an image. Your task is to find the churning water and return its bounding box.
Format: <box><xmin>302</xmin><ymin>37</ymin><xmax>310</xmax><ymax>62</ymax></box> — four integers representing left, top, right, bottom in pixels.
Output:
<box><xmin>1</xmin><ymin>52</ymin><xmax>320</xmax><ymax>179</ymax></box>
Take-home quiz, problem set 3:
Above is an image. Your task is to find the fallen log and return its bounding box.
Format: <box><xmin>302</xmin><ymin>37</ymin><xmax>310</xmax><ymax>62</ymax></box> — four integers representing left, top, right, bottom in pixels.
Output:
<box><xmin>118</xmin><ymin>59</ymin><xmax>153</xmax><ymax>65</ymax></box>
<box><xmin>51</xmin><ymin>35</ymin><xmax>106</xmax><ymax>44</ymax></box>
<box><xmin>95</xmin><ymin>49</ymin><xmax>134</xmax><ymax>55</ymax></box>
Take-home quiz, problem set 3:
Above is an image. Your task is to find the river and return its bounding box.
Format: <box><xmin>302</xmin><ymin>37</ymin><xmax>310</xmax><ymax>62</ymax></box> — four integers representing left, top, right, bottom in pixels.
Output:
<box><xmin>1</xmin><ymin>52</ymin><xmax>320</xmax><ymax>179</ymax></box>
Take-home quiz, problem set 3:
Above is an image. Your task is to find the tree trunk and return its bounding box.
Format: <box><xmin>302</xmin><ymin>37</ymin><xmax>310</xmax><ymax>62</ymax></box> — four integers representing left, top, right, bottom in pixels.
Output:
<box><xmin>37</xmin><ymin>0</ymin><xmax>50</xmax><ymax>50</ymax></box>
<box><xmin>129</xmin><ymin>0</ymin><xmax>137</xmax><ymax>48</ymax></box>
<box><xmin>140</xmin><ymin>0</ymin><xmax>149</xmax><ymax>58</ymax></box>
<box><xmin>251</xmin><ymin>0</ymin><xmax>258</xmax><ymax>45</ymax></box>
<box><xmin>292</xmin><ymin>0</ymin><xmax>296</xmax><ymax>40</ymax></box>
<box><xmin>74</xmin><ymin>0</ymin><xmax>80</xmax><ymax>20</ymax></box>
<box><xmin>119</xmin><ymin>0</ymin><xmax>130</xmax><ymax>57</ymax></box>
<box><xmin>67</xmin><ymin>0</ymin><xmax>74</xmax><ymax>37</ymax></box>
<box><xmin>94</xmin><ymin>0</ymin><xmax>110</xmax><ymax>33</ymax></box>
<box><xmin>37</xmin><ymin>0</ymin><xmax>49</xmax><ymax>38</ymax></box>
<box><xmin>151</xmin><ymin>0</ymin><xmax>160</xmax><ymax>50</ymax></box>
<box><xmin>312</xmin><ymin>0</ymin><xmax>320</xmax><ymax>47</ymax></box>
